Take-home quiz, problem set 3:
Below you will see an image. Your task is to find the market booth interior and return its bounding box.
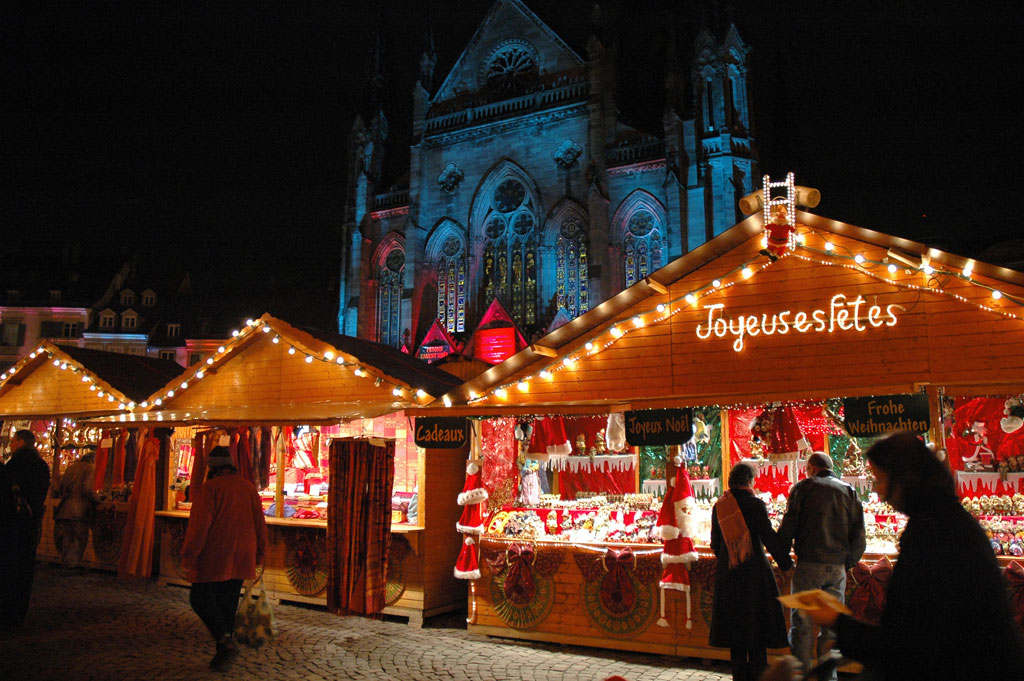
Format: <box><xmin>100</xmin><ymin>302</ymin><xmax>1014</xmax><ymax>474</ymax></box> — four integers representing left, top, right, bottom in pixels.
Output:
<box><xmin>0</xmin><ymin>342</ymin><xmax>184</xmax><ymax>571</ymax></box>
<box><xmin>420</xmin><ymin>182</ymin><xmax>1024</xmax><ymax>660</ymax></box>
<box><xmin>87</xmin><ymin>313</ymin><xmax>467</xmax><ymax>625</ymax></box>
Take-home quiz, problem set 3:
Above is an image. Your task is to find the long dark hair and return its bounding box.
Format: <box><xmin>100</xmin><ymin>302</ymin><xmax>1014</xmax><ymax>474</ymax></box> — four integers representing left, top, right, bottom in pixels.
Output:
<box><xmin>865</xmin><ymin>431</ymin><xmax>956</xmax><ymax>514</ymax></box>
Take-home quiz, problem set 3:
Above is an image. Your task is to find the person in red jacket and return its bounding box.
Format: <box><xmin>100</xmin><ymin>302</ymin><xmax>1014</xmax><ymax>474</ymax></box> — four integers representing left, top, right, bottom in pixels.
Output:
<box><xmin>182</xmin><ymin>446</ymin><xmax>268</xmax><ymax>672</ymax></box>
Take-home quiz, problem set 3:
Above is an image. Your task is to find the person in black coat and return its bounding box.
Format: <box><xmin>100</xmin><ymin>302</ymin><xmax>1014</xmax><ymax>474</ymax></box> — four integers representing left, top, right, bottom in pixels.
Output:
<box><xmin>1</xmin><ymin>429</ymin><xmax>52</xmax><ymax>629</ymax></box>
<box><xmin>808</xmin><ymin>432</ymin><xmax>1024</xmax><ymax>681</ymax></box>
<box><xmin>710</xmin><ymin>462</ymin><xmax>794</xmax><ymax>681</ymax></box>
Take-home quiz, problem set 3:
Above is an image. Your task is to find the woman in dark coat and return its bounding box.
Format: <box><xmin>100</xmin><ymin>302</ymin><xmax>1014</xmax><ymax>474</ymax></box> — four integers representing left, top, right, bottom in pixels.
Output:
<box><xmin>808</xmin><ymin>432</ymin><xmax>1024</xmax><ymax>681</ymax></box>
<box><xmin>710</xmin><ymin>462</ymin><xmax>794</xmax><ymax>681</ymax></box>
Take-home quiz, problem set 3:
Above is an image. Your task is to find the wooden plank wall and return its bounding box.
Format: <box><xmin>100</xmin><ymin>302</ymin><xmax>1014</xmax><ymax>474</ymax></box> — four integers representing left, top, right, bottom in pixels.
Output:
<box><xmin>417</xmin><ymin>446</ymin><xmax>469</xmax><ymax>613</ymax></box>
<box><xmin>0</xmin><ymin>360</ymin><xmax>117</xmax><ymax>415</ymax></box>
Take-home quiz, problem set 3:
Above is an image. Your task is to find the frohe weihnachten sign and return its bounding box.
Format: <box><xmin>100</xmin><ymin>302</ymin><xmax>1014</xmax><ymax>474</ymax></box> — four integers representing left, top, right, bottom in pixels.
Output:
<box><xmin>414</xmin><ymin>417</ymin><xmax>469</xmax><ymax>448</ymax></box>
<box><xmin>843</xmin><ymin>394</ymin><xmax>929</xmax><ymax>437</ymax></box>
<box><xmin>625</xmin><ymin>408</ymin><xmax>694</xmax><ymax>446</ymax></box>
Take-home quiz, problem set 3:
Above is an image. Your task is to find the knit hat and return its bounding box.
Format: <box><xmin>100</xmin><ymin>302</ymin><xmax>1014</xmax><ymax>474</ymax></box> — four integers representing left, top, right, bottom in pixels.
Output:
<box><xmin>206</xmin><ymin>446</ymin><xmax>234</xmax><ymax>468</ymax></box>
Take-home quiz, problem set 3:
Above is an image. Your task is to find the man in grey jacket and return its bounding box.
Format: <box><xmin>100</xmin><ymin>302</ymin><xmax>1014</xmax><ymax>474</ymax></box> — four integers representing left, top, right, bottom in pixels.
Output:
<box><xmin>779</xmin><ymin>451</ymin><xmax>865</xmax><ymax>681</ymax></box>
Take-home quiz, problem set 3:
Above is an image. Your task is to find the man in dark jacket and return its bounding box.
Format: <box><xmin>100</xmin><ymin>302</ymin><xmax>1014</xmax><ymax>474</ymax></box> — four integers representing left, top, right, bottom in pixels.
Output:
<box><xmin>1</xmin><ymin>429</ymin><xmax>52</xmax><ymax>628</ymax></box>
<box><xmin>778</xmin><ymin>451</ymin><xmax>865</xmax><ymax>681</ymax></box>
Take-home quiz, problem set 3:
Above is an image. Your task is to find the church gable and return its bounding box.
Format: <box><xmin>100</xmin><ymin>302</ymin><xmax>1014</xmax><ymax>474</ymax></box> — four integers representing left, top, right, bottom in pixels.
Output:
<box><xmin>432</xmin><ymin>0</ymin><xmax>584</xmax><ymax>104</ymax></box>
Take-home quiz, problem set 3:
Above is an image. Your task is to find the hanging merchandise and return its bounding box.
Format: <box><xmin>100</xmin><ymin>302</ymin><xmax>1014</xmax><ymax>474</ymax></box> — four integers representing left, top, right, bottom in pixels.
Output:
<box><xmin>456</xmin><ymin>460</ymin><xmax>488</xmax><ymax>534</ymax></box>
<box><xmin>654</xmin><ymin>455</ymin><xmax>699</xmax><ymax>629</ymax></box>
<box><xmin>527</xmin><ymin>416</ymin><xmax>572</xmax><ymax>457</ymax></box>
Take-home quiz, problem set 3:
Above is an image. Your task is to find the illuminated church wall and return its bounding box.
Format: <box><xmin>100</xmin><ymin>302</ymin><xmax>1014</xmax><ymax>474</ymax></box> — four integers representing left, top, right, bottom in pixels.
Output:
<box><xmin>340</xmin><ymin>0</ymin><xmax>757</xmax><ymax>356</ymax></box>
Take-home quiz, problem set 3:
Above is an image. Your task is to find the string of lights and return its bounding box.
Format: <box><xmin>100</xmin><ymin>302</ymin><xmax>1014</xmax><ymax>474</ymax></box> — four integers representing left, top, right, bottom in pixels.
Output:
<box><xmin>0</xmin><ymin>343</ymin><xmax>136</xmax><ymax>411</ymax></box>
<box><xmin>456</xmin><ymin>229</ymin><xmax>1024</xmax><ymax>406</ymax></box>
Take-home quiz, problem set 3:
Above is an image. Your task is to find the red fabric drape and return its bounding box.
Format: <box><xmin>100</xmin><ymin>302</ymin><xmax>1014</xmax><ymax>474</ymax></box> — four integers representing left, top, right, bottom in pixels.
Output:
<box><xmin>93</xmin><ymin>429</ymin><xmax>113</xmax><ymax>491</ymax></box>
<box><xmin>481</xmin><ymin>418</ymin><xmax>518</xmax><ymax>501</ymax></box>
<box><xmin>118</xmin><ymin>431</ymin><xmax>162</xmax><ymax>579</ymax></box>
<box><xmin>556</xmin><ymin>416</ymin><xmax>637</xmax><ymax>499</ymax></box>
<box><xmin>326</xmin><ymin>439</ymin><xmax>395</xmax><ymax>615</ymax></box>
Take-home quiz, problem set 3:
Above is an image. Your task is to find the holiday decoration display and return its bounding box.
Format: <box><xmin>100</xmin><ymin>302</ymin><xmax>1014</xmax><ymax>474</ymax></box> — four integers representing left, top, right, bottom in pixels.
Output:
<box><xmin>848</xmin><ymin>556</ymin><xmax>893</xmax><ymax>626</ymax></box>
<box><xmin>482</xmin><ymin>542</ymin><xmax>561</xmax><ymax>630</ymax></box>
<box><xmin>574</xmin><ymin>547</ymin><xmax>661</xmax><ymax>638</ymax></box>
<box><xmin>454</xmin><ymin>459</ymin><xmax>489</xmax><ymax>580</ymax></box>
<box><xmin>654</xmin><ymin>459</ymin><xmax>699</xmax><ymax>629</ymax></box>
<box><xmin>760</xmin><ymin>204</ymin><xmax>796</xmax><ymax>261</ymax></box>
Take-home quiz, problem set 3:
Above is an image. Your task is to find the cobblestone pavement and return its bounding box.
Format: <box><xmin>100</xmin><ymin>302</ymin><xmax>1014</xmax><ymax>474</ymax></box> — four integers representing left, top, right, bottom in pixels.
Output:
<box><xmin>0</xmin><ymin>565</ymin><xmax>734</xmax><ymax>681</ymax></box>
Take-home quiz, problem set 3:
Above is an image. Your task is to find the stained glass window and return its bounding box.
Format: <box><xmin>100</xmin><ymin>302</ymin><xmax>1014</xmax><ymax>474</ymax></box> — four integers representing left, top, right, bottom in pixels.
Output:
<box><xmin>436</xmin><ymin>236</ymin><xmax>466</xmax><ymax>333</ymax></box>
<box><xmin>481</xmin><ymin>178</ymin><xmax>537</xmax><ymax>327</ymax></box>
<box><xmin>624</xmin><ymin>209</ymin><xmax>663</xmax><ymax>287</ymax></box>
<box><xmin>556</xmin><ymin>217</ymin><xmax>588</xmax><ymax>318</ymax></box>
<box><xmin>377</xmin><ymin>249</ymin><xmax>404</xmax><ymax>347</ymax></box>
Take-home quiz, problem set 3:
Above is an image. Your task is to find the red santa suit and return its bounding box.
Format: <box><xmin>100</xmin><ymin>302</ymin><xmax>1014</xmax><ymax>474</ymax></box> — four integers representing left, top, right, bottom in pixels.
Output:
<box><xmin>655</xmin><ymin>464</ymin><xmax>700</xmax><ymax>629</ymax></box>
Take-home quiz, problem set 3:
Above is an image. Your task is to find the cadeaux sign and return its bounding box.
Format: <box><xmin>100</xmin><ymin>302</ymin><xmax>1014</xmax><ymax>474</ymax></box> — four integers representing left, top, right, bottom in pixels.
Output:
<box><xmin>414</xmin><ymin>417</ymin><xmax>469</xmax><ymax>448</ymax></box>
<box><xmin>625</xmin><ymin>408</ymin><xmax>694</xmax><ymax>446</ymax></box>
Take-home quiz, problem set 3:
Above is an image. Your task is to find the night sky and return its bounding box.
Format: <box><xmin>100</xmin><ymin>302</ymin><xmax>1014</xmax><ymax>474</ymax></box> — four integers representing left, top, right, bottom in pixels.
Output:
<box><xmin>3</xmin><ymin>2</ymin><xmax>1022</xmax><ymax>312</ymax></box>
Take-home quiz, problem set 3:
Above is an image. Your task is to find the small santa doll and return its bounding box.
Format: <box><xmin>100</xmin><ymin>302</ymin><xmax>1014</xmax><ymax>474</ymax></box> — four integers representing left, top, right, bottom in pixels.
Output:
<box><xmin>760</xmin><ymin>204</ymin><xmax>796</xmax><ymax>262</ymax></box>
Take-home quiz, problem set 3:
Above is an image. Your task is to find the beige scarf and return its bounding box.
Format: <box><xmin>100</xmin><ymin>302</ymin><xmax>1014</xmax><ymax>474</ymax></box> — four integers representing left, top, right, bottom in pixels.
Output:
<box><xmin>716</xmin><ymin>491</ymin><xmax>753</xmax><ymax>568</ymax></box>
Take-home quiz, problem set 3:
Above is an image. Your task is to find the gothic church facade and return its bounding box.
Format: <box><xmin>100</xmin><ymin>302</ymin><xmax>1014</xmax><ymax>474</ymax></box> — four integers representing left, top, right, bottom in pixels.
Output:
<box><xmin>339</xmin><ymin>0</ymin><xmax>757</xmax><ymax>359</ymax></box>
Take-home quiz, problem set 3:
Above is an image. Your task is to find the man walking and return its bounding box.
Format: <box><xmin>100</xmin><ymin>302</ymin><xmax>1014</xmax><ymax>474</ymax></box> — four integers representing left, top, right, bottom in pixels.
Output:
<box><xmin>779</xmin><ymin>451</ymin><xmax>865</xmax><ymax>681</ymax></box>
<box><xmin>1</xmin><ymin>430</ymin><xmax>52</xmax><ymax>628</ymax></box>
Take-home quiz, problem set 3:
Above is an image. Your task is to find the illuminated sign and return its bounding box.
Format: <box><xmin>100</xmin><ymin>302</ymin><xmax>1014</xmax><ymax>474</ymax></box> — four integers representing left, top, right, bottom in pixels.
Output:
<box><xmin>625</xmin><ymin>408</ymin><xmax>694</xmax><ymax>446</ymax></box>
<box><xmin>476</xmin><ymin>327</ymin><xmax>516</xmax><ymax>364</ymax></box>
<box><xmin>696</xmin><ymin>293</ymin><xmax>906</xmax><ymax>352</ymax></box>
<box><xmin>843</xmin><ymin>394</ymin><xmax>930</xmax><ymax>436</ymax></box>
<box><xmin>414</xmin><ymin>417</ymin><xmax>469</xmax><ymax>448</ymax></box>
<box><xmin>417</xmin><ymin>342</ymin><xmax>452</xmax><ymax>363</ymax></box>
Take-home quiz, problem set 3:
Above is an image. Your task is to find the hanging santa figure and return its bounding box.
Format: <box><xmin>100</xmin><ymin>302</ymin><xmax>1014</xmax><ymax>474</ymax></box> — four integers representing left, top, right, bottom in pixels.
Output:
<box><xmin>760</xmin><ymin>204</ymin><xmax>796</xmax><ymax>262</ymax></box>
<box><xmin>454</xmin><ymin>459</ymin><xmax>489</xmax><ymax>580</ymax></box>
<box><xmin>655</xmin><ymin>451</ymin><xmax>700</xmax><ymax>629</ymax></box>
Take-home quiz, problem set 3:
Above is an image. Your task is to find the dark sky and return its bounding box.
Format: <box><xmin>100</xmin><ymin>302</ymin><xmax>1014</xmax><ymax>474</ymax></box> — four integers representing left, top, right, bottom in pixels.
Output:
<box><xmin>3</xmin><ymin>1</ymin><xmax>1022</xmax><ymax>297</ymax></box>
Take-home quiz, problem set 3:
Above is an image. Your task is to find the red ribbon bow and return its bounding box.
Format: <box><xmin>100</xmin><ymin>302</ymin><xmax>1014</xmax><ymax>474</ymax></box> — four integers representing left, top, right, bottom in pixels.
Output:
<box><xmin>600</xmin><ymin>548</ymin><xmax>637</xmax><ymax>615</ymax></box>
<box><xmin>849</xmin><ymin>557</ymin><xmax>893</xmax><ymax>625</ymax></box>
<box><xmin>504</xmin><ymin>543</ymin><xmax>536</xmax><ymax>605</ymax></box>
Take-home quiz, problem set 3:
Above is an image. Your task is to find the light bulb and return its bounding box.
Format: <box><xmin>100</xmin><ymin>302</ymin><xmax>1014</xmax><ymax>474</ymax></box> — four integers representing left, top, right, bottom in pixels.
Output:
<box><xmin>824</xmin><ymin>242</ymin><xmax>834</xmax><ymax>252</ymax></box>
<box><xmin>288</xmin><ymin>347</ymin><xmax>296</xmax><ymax>355</ymax></box>
<box><xmin>855</xmin><ymin>254</ymin><xmax>865</xmax><ymax>264</ymax></box>
<box><xmin>262</xmin><ymin>326</ymin><xmax>271</xmax><ymax>333</ymax></box>
<box><xmin>393</xmin><ymin>388</ymin><xmax>403</xmax><ymax>397</ymax></box>
<box><xmin>993</xmin><ymin>290</ymin><xmax>1003</xmax><ymax>300</ymax></box>
<box><xmin>304</xmin><ymin>355</ymin><xmax>313</xmax><ymax>363</ymax></box>
<box><xmin>517</xmin><ymin>381</ymin><xmax>529</xmax><ymax>392</ymax></box>
<box><xmin>887</xmin><ymin>264</ymin><xmax>897</xmax><ymax>273</ymax></box>
<box><xmin>632</xmin><ymin>316</ymin><xmax>644</xmax><ymax>328</ymax></box>
<box><xmin>797</xmin><ymin>233</ymin><xmax>806</xmax><ymax>245</ymax></box>
<box><xmin>232</xmin><ymin>330</ymin><xmax>239</xmax><ymax>337</ymax></box>
<box><xmin>685</xmin><ymin>294</ymin><xmax>696</xmax><ymax>305</ymax></box>
<box><xmin>167</xmin><ymin>390</ymin><xmax>175</xmax><ymax>398</ymax></box>
<box><xmin>963</xmin><ymin>264</ymin><xmax>973</xmax><ymax>277</ymax></box>
<box><xmin>180</xmin><ymin>381</ymin><xmax>188</xmax><ymax>389</ymax></box>
<box><xmin>217</xmin><ymin>346</ymin><xmax>225</xmax><ymax>353</ymax></box>
<box><xmin>82</xmin><ymin>376</ymin><xmax>89</xmax><ymax>382</ymax></box>
<box><xmin>922</xmin><ymin>264</ymin><xmax>934</xmax><ymax>275</ymax></box>
<box><xmin>563</xmin><ymin>357</ymin><xmax>575</xmax><ymax>368</ymax></box>
<box><xmin>324</xmin><ymin>351</ymin><xmax>335</xmax><ymax>361</ymax></box>
<box><xmin>155</xmin><ymin>398</ymin><xmax>162</xmax><ymax>406</ymax></box>
<box><xmin>272</xmin><ymin>336</ymin><xmax>279</xmax><ymax>344</ymax></box>
<box><xmin>610</xmin><ymin>326</ymin><xmax>623</xmax><ymax>338</ymax></box>
<box><xmin>416</xmin><ymin>389</ymin><xmax>427</xmax><ymax>399</ymax></box>
<box><xmin>742</xmin><ymin>267</ymin><xmax>753</xmax><ymax>279</ymax></box>
<box><xmin>53</xmin><ymin>359</ymin><xmax>61</xmax><ymax>367</ymax></box>
<box><xmin>712</xmin><ymin>279</ymin><xmax>722</xmax><ymax>288</ymax></box>
<box><xmin>540</xmin><ymin>370</ymin><xmax>552</xmax><ymax>380</ymax></box>
<box><xmin>656</xmin><ymin>303</ymin><xmax>665</xmax><ymax>312</ymax></box>
<box><xmin>443</xmin><ymin>395</ymin><xmax>452</xmax><ymax>408</ymax></box>
<box><xmin>246</xmin><ymin>319</ymin><xmax>255</xmax><ymax>326</ymax></box>
<box><xmin>495</xmin><ymin>388</ymin><xmax>508</xmax><ymax>399</ymax></box>
<box><xmin>196</xmin><ymin>371</ymin><xmax>204</xmax><ymax>379</ymax></box>
<box><xmin>585</xmin><ymin>342</ymin><xmax>593</xmax><ymax>350</ymax></box>
<box><xmin>141</xmin><ymin>401</ymin><xmax>148</xmax><ymax>408</ymax></box>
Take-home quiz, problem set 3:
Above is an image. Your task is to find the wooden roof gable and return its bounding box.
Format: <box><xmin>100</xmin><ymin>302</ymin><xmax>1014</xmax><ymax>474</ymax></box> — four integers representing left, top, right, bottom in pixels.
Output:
<box><xmin>431</xmin><ymin>212</ymin><xmax>1024</xmax><ymax>413</ymax></box>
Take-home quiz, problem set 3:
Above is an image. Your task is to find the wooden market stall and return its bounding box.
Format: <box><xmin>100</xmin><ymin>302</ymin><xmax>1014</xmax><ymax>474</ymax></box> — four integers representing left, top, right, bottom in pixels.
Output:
<box><xmin>0</xmin><ymin>342</ymin><xmax>183</xmax><ymax>570</ymax></box>
<box><xmin>418</xmin><ymin>199</ymin><xmax>1024</xmax><ymax>659</ymax></box>
<box><xmin>119</xmin><ymin>313</ymin><xmax>467</xmax><ymax>625</ymax></box>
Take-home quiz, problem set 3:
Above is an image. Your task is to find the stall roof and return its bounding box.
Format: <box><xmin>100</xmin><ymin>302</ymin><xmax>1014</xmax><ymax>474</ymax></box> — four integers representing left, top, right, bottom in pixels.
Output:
<box><xmin>0</xmin><ymin>341</ymin><xmax>183</xmax><ymax>418</ymax></box>
<box><xmin>124</xmin><ymin>313</ymin><xmax>462</xmax><ymax>424</ymax></box>
<box><xmin>423</xmin><ymin>211</ymin><xmax>1024</xmax><ymax>415</ymax></box>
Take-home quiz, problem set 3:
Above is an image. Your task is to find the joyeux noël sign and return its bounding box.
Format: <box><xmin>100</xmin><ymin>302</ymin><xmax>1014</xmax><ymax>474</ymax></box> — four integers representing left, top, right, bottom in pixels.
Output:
<box><xmin>625</xmin><ymin>408</ymin><xmax>694</xmax><ymax>446</ymax></box>
<box><xmin>696</xmin><ymin>293</ymin><xmax>906</xmax><ymax>352</ymax></box>
<box><xmin>413</xmin><ymin>417</ymin><xmax>468</xmax><ymax>448</ymax></box>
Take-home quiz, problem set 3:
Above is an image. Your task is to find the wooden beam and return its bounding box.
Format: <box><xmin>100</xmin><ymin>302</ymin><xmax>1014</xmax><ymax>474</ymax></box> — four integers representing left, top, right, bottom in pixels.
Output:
<box><xmin>644</xmin><ymin>277</ymin><xmax>668</xmax><ymax>294</ymax></box>
<box><xmin>529</xmin><ymin>344</ymin><xmax>558</xmax><ymax>357</ymax></box>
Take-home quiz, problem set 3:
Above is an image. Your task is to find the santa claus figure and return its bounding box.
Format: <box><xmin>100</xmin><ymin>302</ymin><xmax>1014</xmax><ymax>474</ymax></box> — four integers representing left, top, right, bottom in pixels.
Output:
<box><xmin>760</xmin><ymin>204</ymin><xmax>796</xmax><ymax>262</ymax></box>
<box><xmin>655</xmin><ymin>457</ymin><xmax>700</xmax><ymax>629</ymax></box>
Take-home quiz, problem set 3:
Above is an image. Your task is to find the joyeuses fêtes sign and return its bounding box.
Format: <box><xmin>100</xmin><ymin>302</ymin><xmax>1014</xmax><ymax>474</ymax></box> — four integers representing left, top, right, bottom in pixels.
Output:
<box><xmin>695</xmin><ymin>293</ymin><xmax>906</xmax><ymax>352</ymax></box>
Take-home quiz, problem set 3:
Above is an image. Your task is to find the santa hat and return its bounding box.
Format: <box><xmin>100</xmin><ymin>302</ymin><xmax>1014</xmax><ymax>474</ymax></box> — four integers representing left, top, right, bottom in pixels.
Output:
<box><xmin>454</xmin><ymin>535</ymin><xmax>480</xmax><ymax>580</ymax></box>
<box><xmin>527</xmin><ymin>417</ymin><xmax>572</xmax><ymax>457</ymax></box>
<box><xmin>457</xmin><ymin>499</ymin><xmax>486</xmax><ymax>535</ymax></box>
<box><xmin>457</xmin><ymin>461</ymin><xmax>489</xmax><ymax>506</ymax></box>
<box><xmin>655</xmin><ymin>462</ymin><xmax>699</xmax><ymax>629</ymax></box>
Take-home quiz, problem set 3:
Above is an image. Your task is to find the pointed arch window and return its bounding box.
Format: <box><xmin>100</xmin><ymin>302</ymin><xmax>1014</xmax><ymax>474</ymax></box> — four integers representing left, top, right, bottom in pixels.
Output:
<box><xmin>556</xmin><ymin>217</ymin><xmax>588</xmax><ymax>317</ymax></box>
<box><xmin>481</xmin><ymin>178</ymin><xmax>537</xmax><ymax>327</ymax></box>
<box><xmin>377</xmin><ymin>248</ymin><xmax>404</xmax><ymax>347</ymax></box>
<box><xmin>436</xmin><ymin>236</ymin><xmax>466</xmax><ymax>333</ymax></box>
<box><xmin>623</xmin><ymin>209</ymin><xmax>663</xmax><ymax>287</ymax></box>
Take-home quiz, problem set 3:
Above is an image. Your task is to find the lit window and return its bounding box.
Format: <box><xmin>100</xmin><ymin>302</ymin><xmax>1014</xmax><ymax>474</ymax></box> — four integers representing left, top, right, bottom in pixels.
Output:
<box><xmin>436</xmin><ymin>236</ymin><xmax>466</xmax><ymax>333</ymax></box>
<box><xmin>623</xmin><ymin>209</ymin><xmax>663</xmax><ymax>287</ymax></box>
<box><xmin>482</xmin><ymin>178</ymin><xmax>537</xmax><ymax>327</ymax></box>
<box><xmin>556</xmin><ymin>217</ymin><xmax>589</xmax><ymax>318</ymax></box>
<box><xmin>377</xmin><ymin>249</ymin><xmax>404</xmax><ymax>347</ymax></box>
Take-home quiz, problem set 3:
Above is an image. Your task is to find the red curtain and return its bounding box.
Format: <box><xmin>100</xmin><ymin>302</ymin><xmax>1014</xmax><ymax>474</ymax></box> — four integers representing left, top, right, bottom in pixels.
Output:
<box><xmin>557</xmin><ymin>416</ymin><xmax>637</xmax><ymax>499</ymax></box>
<box><xmin>326</xmin><ymin>439</ymin><xmax>395</xmax><ymax>616</ymax></box>
<box><xmin>118</xmin><ymin>430</ymin><xmax>162</xmax><ymax>579</ymax></box>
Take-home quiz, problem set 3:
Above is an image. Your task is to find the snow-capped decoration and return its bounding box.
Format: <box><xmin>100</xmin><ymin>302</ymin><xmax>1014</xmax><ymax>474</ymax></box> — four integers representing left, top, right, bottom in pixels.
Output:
<box><xmin>454</xmin><ymin>535</ymin><xmax>481</xmax><ymax>580</ymax></box>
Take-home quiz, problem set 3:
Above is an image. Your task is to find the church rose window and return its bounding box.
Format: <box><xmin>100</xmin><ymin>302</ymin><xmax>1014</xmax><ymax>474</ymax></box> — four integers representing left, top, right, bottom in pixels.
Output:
<box><xmin>377</xmin><ymin>248</ymin><xmax>404</xmax><ymax>347</ymax></box>
<box><xmin>436</xmin><ymin>236</ymin><xmax>466</xmax><ymax>333</ymax></box>
<box><xmin>483</xmin><ymin>41</ymin><xmax>539</xmax><ymax>97</ymax></box>
<box><xmin>494</xmin><ymin>179</ymin><xmax>526</xmax><ymax>213</ymax></box>
<box><xmin>556</xmin><ymin>217</ymin><xmax>589</xmax><ymax>318</ymax></box>
<box><xmin>624</xmin><ymin>209</ymin><xmax>663</xmax><ymax>287</ymax></box>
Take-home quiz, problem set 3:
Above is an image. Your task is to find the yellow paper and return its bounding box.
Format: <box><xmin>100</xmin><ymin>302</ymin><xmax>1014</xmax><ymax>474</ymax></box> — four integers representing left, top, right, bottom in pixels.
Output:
<box><xmin>778</xmin><ymin>589</ymin><xmax>853</xmax><ymax>614</ymax></box>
